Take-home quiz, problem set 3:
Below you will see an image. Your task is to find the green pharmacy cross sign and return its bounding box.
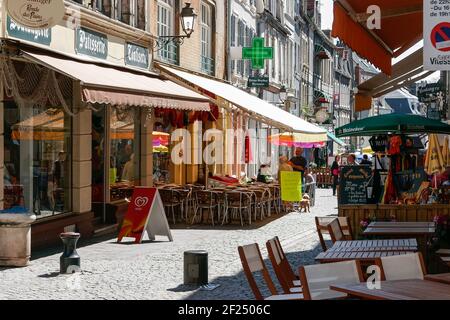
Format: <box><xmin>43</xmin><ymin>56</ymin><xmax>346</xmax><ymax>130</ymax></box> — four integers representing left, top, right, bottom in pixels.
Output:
<box><xmin>242</xmin><ymin>38</ymin><xmax>273</xmax><ymax>70</ymax></box>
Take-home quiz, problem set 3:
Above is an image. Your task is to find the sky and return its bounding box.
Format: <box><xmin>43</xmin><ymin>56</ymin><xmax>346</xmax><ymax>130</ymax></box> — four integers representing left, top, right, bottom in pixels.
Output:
<box><xmin>319</xmin><ymin>0</ymin><xmax>440</xmax><ymax>82</ymax></box>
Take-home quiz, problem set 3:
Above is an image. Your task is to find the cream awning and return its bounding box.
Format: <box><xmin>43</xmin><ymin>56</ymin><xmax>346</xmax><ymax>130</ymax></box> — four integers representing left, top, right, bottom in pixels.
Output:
<box><xmin>21</xmin><ymin>50</ymin><xmax>210</xmax><ymax>111</ymax></box>
<box><xmin>158</xmin><ymin>65</ymin><xmax>327</xmax><ymax>142</ymax></box>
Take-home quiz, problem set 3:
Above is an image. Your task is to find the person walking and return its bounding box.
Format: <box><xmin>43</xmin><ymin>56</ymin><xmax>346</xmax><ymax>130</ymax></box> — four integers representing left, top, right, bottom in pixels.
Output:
<box><xmin>331</xmin><ymin>155</ymin><xmax>340</xmax><ymax>196</ymax></box>
<box><xmin>360</xmin><ymin>154</ymin><xmax>372</xmax><ymax>166</ymax></box>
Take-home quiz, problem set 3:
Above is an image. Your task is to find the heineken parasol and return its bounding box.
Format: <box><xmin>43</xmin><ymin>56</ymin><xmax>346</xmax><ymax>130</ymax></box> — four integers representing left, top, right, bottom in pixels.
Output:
<box><xmin>335</xmin><ymin>114</ymin><xmax>450</xmax><ymax>137</ymax></box>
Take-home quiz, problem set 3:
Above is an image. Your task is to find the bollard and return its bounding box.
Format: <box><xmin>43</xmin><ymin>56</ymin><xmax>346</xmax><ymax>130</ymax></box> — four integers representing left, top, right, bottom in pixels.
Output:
<box><xmin>60</xmin><ymin>232</ymin><xmax>81</xmax><ymax>274</ymax></box>
<box><xmin>184</xmin><ymin>250</ymin><xmax>208</xmax><ymax>286</ymax></box>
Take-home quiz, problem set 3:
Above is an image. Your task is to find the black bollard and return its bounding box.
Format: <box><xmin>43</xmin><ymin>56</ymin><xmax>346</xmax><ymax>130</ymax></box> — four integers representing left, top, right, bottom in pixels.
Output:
<box><xmin>60</xmin><ymin>232</ymin><xmax>81</xmax><ymax>274</ymax></box>
<box><xmin>184</xmin><ymin>250</ymin><xmax>208</xmax><ymax>286</ymax></box>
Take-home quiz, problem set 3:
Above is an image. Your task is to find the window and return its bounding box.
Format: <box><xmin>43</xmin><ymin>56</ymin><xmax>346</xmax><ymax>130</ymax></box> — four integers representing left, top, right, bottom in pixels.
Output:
<box><xmin>231</xmin><ymin>15</ymin><xmax>236</xmax><ymax>74</ymax></box>
<box><xmin>157</xmin><ymin>0</ymin><xmax>178</xmax><ymax>64</ymax></box>
<box><xmin>3</xmin><ymin>64</ymin><xmax>72</xmax><ymax>218</ymax></box>
<box><xmin>95</xmin><ymin>1</ymin><xmax>146</xmax><ymax>30</ymax></box>
<box><xmin>200</xmin><ymin>2</ymin><xmax>214</xmax><ymax>75</ymax></box>
<box><xmin>109</xmin><ymin>107</ymin><xmax>141</xmax><ymax>201</ymax></box>
<box><xmin>237</xmin><ymin>20</ymin><xmax>245</xmax><ymax>76</ymax></box>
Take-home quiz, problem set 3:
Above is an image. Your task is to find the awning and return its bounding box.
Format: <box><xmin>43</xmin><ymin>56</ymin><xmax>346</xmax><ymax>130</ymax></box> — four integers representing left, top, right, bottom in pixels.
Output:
<box><xmin>332</xmin><ymin>0</ymin><xmax>423</xmax><ymax>75</ymax></box>
<box><xmin>157</xmin><ymin>65</ymin><xmax>327</xmax><ymax>142</ymax></box>
<box><xmin>355</xmin><ymin>48</ymin><xmax>434</xmax><ymax>112</ymax></box>
<box><xmin>327</xmin><ymin>132</ymin><xmax>347</xmax><ymax>147</ymax></box>
<box><xmin>20</xmin><ymin>50</ymin><xmax>210</xmax><ymax>111</ymax></box>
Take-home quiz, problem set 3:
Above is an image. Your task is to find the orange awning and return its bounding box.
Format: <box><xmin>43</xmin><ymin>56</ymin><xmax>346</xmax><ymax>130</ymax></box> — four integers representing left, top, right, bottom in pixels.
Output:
<box><xmin>332</xmin><ymin>0</ymin><xmax>423</xmax><ymax>75</ymax></box>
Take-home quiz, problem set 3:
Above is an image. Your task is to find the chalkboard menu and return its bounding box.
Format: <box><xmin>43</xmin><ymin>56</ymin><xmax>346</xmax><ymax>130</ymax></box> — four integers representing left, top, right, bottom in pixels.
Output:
<box><xmin>339</xmin><ymin>166</ymin><xmax>372</xmax><ymax>205</ymax></box>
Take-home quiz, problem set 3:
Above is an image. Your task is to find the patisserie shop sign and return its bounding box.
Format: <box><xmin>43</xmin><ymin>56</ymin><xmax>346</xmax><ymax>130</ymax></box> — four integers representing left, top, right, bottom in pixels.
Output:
<box><xmin>75</xmin><ymin>27</ymin><xmax>108</xmax><ymax>59</ymax></box>
<box><xmin>6</xmin><ymin>0</ymin><xmax>65</xmax><ymax>29</ymax></box>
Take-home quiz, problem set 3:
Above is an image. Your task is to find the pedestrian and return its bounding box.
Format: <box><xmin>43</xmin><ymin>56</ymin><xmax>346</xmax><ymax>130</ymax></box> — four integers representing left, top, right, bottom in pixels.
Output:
<box><xmin>360</xmin><ymin>154</ymin><xmax>372</xmax><ymax>166</ymax></box>
<box><xmin>347</xmin><ymin>154</ymin><xmax>357</xmax><ymax>165</ymax></box>
<box><xmin>278</xmin><ymin>156</ymin><xmax>293</xmax><ymax>212</ymax></box>
<box><xmin>331</xmin><ymin>155</ymin><xmax>340</xmax><ymax>196</ymax></box>
<box><xmin>289</xmin><ymin>147</ymin><xmax>307</xmax><ymax>176</ymax></box>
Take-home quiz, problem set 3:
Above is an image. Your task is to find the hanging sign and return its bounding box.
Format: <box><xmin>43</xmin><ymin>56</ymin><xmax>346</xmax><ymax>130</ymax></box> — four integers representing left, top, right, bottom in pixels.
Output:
<box><xmin>6</xmin><ymin>16</ymin><xmax>52</xmax><ymax>45</ymax></box>
<box><xmin>280</xmin><ymin>171</ymin><xmax>302</xmax><ymax>202</ymax></box>
<box><xmin>125</xmin><ymin>42</ymin><xmax>149</xmax><ymax>69</ymax></box>
<box><xmin>118</xmin><ymin>187</ymin><xmax>173</xmax><ymax>244</ymax></box>
<box><xmin>424</xmin><ymin>0</ymin><xmax>450</xmax><ymax>70</ymax></box>
<box><xmin>75</xmin><ymin>27</ymin><xmax>108</xmax><ymax>59</ymax></box>
<box><xmin>6</xmin><ymin>0</ymin><xmax>65</xmax><ymax>30</ymax></box>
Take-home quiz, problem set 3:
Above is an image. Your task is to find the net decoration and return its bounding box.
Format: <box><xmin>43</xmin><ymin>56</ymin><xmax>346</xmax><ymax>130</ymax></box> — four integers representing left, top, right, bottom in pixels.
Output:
<box><xmin>0</xmin><ymin>56</ymin><xmax>77</xmax><ymax>116</ymax></box>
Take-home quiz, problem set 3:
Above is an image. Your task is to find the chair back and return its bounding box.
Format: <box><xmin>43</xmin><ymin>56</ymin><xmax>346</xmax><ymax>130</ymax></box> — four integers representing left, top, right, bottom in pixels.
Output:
<box><xmin>376</xmin><ymin>252</ymin><xmax>426</xmax><ymax>281</ymax></box>
<box><xmin>315</xmin><ymin>217</ymin><xmax>332</xmax><ymax>251</ymax></box>
<box><xmin>159</xmin><ymin>189</ymin><xmax>181</xmax><ymax>204</ymax></box>
<box><xmin>299</xmin><ymin>260</ymin><xmax>364</xmax><ymax>300</ymax></box>
<box><xmin>327</xmin><ymin>218</ymin><xmax>345</xmax><ymax>243</ymax></box>
<box><xmin>266</xmin><ymin>237</ymin><xmax>298</xmax><ymax>294</ymax></box>
<box><xmin>195</xmin><ymin>190</ymin><xmax>217</xmax><ymax>207</ymax></box>
<box><xmin>238</xmin><ymin>243</ymin><xmax>278</xmax><ymax>300</ymax></box>
<box><xmin>226</xmin><ymin>191</ymin><xmax>251</xmax><ymax>208</ymax></box>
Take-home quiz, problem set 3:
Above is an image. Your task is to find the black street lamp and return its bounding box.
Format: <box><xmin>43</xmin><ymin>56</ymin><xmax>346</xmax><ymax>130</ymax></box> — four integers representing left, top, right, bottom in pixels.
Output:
<box><xmin>157</xmin><ymin>3</ymin><xmax>197</xmax><ymax>47</ymax></box>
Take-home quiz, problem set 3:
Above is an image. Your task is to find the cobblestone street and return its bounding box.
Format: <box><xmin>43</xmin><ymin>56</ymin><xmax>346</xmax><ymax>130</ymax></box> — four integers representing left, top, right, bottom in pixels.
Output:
<box><xmin>0</xmin><ymin>189</ymin><xmax>338</xmax><ymax>300</ymax></box>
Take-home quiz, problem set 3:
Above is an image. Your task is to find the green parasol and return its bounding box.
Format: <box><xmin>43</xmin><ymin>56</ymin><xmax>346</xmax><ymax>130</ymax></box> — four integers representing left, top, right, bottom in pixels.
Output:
<box><xmin>335</xmin><ymin>114</ymin><xmax>450</xmax><ymax>137</ymax></box>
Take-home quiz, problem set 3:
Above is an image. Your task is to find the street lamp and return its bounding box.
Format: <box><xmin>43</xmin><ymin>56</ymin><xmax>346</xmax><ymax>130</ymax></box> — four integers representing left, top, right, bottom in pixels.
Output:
<box><xmin>279</xmin><ymin>85</ymin><xmax>287</xmax><ymax>103</ymax></box>
<box><xmin>157</xmin><ymin>3</ymin><xmax>197</xmax><ymax>47</ymax></box>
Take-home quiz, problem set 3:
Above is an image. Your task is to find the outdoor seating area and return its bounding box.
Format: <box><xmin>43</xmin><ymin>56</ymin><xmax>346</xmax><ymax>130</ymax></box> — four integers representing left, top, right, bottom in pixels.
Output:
<box><xmin>238</xmin><ymin>217</ymin><xmax>450</xmax><ymax>300</ymax></box>
<box><xmin>156</xmin><ymin>182</ymin><xmax>285</xmax><ymax>227</ymax></box>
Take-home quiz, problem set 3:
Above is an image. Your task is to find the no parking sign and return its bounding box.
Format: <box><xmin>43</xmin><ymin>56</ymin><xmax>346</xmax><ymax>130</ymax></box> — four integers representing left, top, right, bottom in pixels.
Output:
<box><xmin>424</xmin><ymin>0</ymin><xmax>450</xmax><ymax>70</ymax></box>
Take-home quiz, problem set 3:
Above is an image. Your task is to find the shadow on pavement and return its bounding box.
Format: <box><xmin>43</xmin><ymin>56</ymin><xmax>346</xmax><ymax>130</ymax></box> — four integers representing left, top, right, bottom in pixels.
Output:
<box><xmin>178</xmin><ymin>242</ymin><xmax>329</xmax><ymax>300</ymax></box>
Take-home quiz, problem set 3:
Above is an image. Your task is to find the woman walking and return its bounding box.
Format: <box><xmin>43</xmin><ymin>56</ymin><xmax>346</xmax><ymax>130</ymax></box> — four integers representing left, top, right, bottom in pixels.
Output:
<box><xmin>331</xmin><ymin>155</ymin><xmax>340</xmax><ymax>196</ymax></box>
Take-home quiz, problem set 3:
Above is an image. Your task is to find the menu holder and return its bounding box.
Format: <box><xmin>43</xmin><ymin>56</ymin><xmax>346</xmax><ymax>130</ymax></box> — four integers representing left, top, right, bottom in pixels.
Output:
<box><xmin>338</xmin><ymin>166</ymin><xmax>372</xmax><ymax>205</ymax></box>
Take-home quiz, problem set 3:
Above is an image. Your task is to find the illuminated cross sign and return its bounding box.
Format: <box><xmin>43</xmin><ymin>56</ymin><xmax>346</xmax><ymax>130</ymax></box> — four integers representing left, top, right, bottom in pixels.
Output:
<box><xmin>242</xmin><ymin>38</ymin><xmax>273</xmax><ymax>70</ymax></box>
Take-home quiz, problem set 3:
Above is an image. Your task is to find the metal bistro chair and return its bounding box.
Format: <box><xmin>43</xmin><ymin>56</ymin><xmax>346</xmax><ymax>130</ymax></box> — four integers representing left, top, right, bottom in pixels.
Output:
<box><xmin>158</xmin><ymin>188</ymin><xmax>183</xmax><ymax>225</ymax></box>
<box><xmin>191</xmin><ymin>190</ymin><xmax>219</xmax><ymax>226</ymax></box>
<box><xmin>222</xmin><ymin>191</ymin><xmax>253</xmax><ymax>226</ymax></box>
<box><xmin>250</xmin><ymin>188</ymin><xmax>271</xmax><ymax>221</ymax></box>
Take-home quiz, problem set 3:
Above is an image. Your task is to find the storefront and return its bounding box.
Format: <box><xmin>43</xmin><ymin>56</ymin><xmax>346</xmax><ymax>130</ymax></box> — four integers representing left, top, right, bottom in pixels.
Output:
<box><xmin>156</xmin><ymin>63</ymin><xmax>328</xmax><ymax>181</ymax></box>
<box><xmin>0</xmin><ymin>7</ymin><xmax>209</xmax><ymax>249</ymax></box>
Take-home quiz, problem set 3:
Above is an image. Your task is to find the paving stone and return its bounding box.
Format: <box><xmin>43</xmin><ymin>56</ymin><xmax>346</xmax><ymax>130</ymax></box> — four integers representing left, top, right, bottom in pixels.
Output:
<box><xmin>0</xmin><ymin>189</ymin><xmax>338</xmax><ymax>300</ymax></box>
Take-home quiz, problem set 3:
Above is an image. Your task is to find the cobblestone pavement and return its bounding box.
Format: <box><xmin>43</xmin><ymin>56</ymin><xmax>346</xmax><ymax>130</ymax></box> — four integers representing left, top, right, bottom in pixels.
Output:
<box><xmin>0</xmin><ymin>189</ymin><xmax>338</xmax><ymax>300</ymax></box>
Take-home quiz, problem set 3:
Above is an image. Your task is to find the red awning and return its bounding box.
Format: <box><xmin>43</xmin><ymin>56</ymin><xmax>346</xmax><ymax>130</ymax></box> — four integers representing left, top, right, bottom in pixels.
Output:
<box><xmin>332</xmin><ymin>0</ymin><xmax>423</xmax><ymax>75</ymax></box>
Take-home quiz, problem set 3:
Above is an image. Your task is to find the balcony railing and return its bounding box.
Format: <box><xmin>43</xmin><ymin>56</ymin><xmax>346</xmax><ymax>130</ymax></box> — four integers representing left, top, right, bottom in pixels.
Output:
<box><xmin>201</xmin><ymin>56</ymin><xmax>215</xmax><ymax>76</ymax></box>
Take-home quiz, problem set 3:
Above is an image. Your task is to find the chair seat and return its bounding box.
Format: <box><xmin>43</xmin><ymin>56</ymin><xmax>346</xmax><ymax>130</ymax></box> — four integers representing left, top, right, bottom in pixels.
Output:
<box><xmin>265</xmin><ymin>293</ymin><xmax>304</xmax><ymax>300</ymax></box>
<box><xmin>292</xmin><ymin>280</ymin><xmax>301</xmax><ymax>287</ymax></box>
<box><xmin>289</xmin><ymin>287</ymin><xmax>302</xmax><ymax>293</ymax></box>
<box><xmin>437</xmin><ymin>249</ymin><xmax>450</xmax><ymax>256</ymax></box>
<box><xmin>310</xmin><ymin>289</ymin><xmax>348</xmax><ymax>300</ymax></box>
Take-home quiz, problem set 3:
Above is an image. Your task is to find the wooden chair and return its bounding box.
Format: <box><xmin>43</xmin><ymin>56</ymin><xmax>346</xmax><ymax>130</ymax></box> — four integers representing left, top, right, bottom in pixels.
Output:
<box><xmin>266</xmin><ymin>237</ymin><xmax>301</xmax><ymax>294</ymax></box>
<box><xmin>298</xmin><ymin>260</ymin><xmax>365</xmax><ymax>300</ymax></box>
<box><xmin>238</xmin><ymin>244</ymin><xmax>303</xmax><ymax>300</ymax></box>
<box><xmin>158</xmin><ymin>189</ymin><xmax>182</xmax><ymax>224</ymax></box>
<box><xmin>327</xmin><ymin>218</ymin><xmax>345</xmax><ymax>243</ymax></box>
<box><xmin>315</xmin><ymin>217</ymin><xmax>353</xmax><ymax>251</ymax></box>
<box><xmin>375</xmin><ymin>252</ymin><xmax>427</xmax><ymax>281</ymax></box>
<box><xmin>222</xmin><ymin>191</ymin><xmax>252</xmax><ymax>226</ymax></box>
<box><xmin>191</xmin><ymin>190</ymin><xmax>218</xmax><ymax>226</ymax></box>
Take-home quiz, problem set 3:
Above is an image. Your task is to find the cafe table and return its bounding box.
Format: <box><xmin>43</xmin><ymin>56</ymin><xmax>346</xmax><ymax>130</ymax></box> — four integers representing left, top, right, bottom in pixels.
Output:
<box><xmin>315</xmin><ymin>250</ymin><xmax>416</xmax><ymax>264</ymax></box>
<box><xmin>424</xmin><ymin>273</ymin><xmax>450</xmax><ymax>285</ymax></box>
<box><xmin>368</xmin><ymin>222</ymin><xmax>436</xmax><ymax>228</ymax></box>
<box><xmin>330</xmin><ymin>279</ymin><xmax>450</xmax><ymax>300</ymax></box>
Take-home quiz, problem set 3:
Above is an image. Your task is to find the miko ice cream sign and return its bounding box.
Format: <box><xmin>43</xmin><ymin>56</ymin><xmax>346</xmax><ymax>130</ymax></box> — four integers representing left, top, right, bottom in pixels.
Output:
<box><xmin>424</xmin><ymin>0</ymin><xmax>450</xmax><ymax>70</ymax></box>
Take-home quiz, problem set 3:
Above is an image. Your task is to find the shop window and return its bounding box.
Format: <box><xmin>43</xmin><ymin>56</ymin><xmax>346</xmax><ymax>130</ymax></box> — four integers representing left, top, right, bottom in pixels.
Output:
<box><xmin>157</xmin><ymin>0</ymin><xmax>178</xmax><ymax>64</ymax></box>
<box><xmin>153</xmin><ymin>117</ymin><xmax>171</xmax><ymax>184</ymax></box>
<box><xmin>4</xmin><ymin>104</ymin><xmax>72</xmax><ymax>218</ymax></box>
<box><xmin>109</xmin><ymin>106</ymin><xmax>141</xmax><ymax>202</ymax></box>
<box><xmin>200</xmin><ymin>2</ymin><xmax>214</xmax><ymax>75</ymax></box>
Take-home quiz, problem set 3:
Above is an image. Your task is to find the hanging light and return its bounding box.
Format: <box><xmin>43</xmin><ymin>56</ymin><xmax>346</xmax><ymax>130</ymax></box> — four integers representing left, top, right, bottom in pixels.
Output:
<box><xmin>279</xmin><ymin>85</ymin><xmax>287</xmax><ymax>103</ymax></box>
<box><xmin>180</xmin><ymin>3</ymin><xmax>197</xmax><ymax>38</ymax></box>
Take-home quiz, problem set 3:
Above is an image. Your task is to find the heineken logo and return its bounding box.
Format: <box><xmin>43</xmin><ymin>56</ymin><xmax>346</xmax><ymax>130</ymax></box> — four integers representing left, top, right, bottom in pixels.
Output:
<box><xmin>342</xmin><ymin>127</ymin><xmax>364</xmax><ymax>133</ymax></box>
